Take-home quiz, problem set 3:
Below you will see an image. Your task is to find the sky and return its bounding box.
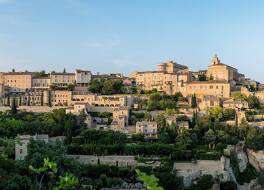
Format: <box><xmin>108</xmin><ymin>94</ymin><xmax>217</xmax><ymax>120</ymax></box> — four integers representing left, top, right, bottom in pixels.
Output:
<box><xmin>0</xmin><ymin>0</ymin><xmax>264</xmax><ymax>82</ymax></box>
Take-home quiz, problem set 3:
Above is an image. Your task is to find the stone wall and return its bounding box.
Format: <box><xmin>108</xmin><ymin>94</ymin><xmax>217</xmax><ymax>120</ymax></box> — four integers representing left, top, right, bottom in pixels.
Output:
<box><xmin>67</xmin><ymin>155</ymin><xmax>161</xmax><ymax>168</ymax></box>
<box><xmin>0</xmin><ymin>106</ymin><xmax>66</xmax><ymax>113</ymax></box>
<box><xmin>247</xmin><ymin>149</ymin><xmax>264</xmax><ymax>172</ymax></box>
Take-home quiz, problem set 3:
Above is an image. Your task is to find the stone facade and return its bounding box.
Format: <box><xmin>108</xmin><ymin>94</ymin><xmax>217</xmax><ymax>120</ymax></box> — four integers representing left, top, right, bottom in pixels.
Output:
<box><xmin>50</xmin><ymin>72</ymin><xmax>75</xmax><ymax>87</ymax></box>
<box><xmin>206</xmin><ymin>55</ymin><xmax>239</xmax><ymax>82</ymax></box>
<box><xmin>75</xmin><ymin>70</ymin><xmax>92</xmax><ymax>86</ymax></box>
<box><xmin>72</xmin><ymin>94</ymin><xmax>135</xmax><ymax>108</ymax></box>
<box><xmin>2</xmin><ymin>72</ymin><xmax>33</xmax><ymax>92</ymax></box>
<box><xmin>50</xmin><ymin>90</ymin><xmax>72</xmax><ymax>106</ymax></box>
<box><xmin>136</xmin><ymin>121</ymin><xmax>158</xmax><ymax>138</ymax></box>
<box><xmin>157</xmin><ymin>60</ymin><xmax>188</xmax><ymax>73</ymax></box>
<box><xmin>223</xmin><ymin>99</ymin><xmax>249</xmax><ymax>110</ymax></box>
<box><xmin>131</xmin><ymin>61</ymin><xmax>190</xmax><ymax>95</ymax></box>
<box><xmin>198</xmin><ymin>95</ymin><xmax>221</xmax><ymax>110</ymax></box>
<box><xmin>32</xmin><ymin>77</ymin><xmax>51</xmax><ymax>89</ymax></box>
<box><xmin>65</xmin><ymin>103</ymin><xmax>89</xmax><ymax>114</ymax></box>
<box><xmin>113</xmin><ymin>107</ymin><xmax>130</xmax><ymax>126</ymax></box>
<box><xmin>184</xmin><ymin>81</ymin><xmax>230</xmax><ymax>98</ymax></box>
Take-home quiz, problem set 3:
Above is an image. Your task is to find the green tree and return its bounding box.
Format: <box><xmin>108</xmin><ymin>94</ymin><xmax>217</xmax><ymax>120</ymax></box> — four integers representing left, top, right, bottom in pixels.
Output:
<box><xmin>220</xmin><ymin>181</ymin><xmax>237</xmax><ymax>190</ymax></box>
<box><xmin>53</xmin><ymin>173</ymin><xmax>79</xmax><ymax>190</ymax></box>
<box><xmin>4</xmin><ymin>175</ymin><xmax>33</xmax><ymax>190</ymax></box>
<box><xmin>149</xmin><ymin>93</ymin><xmax>161</xmax><ymax>102</ymax></box>
<box><xmin>112</xmin><ymin>79</ymin><xmax>123</xmax><ymax>94</ymax></box>
<box><xmin>176</xmin><ymin>128</ymin><xmax>192</xmax><ymax>149</ymax></box>
<box><xmin>231</xmin><ymin>92</ymin><xmax>247</xmax><ymax>100</ymax></box>
<box><xmin>135</xmin><ymin>169</ymin><xmax>164</xmax><ymax>190</ymax></box>
<box><xmin>102</xmin><ymin>80</ymin><xmax>113</xmax><ymax>95</ymax></box>
<box><xmin>156</xmin><ymin>173</ymin><xmax>184</xmax><ymax>190</ymax></box>
<box><xmin>0</xmin><ymin>137</ymin><xmax>20</xmax><ymax>158</ymax></box>
<box><xmin>88</xmin><ymin>79</ymin><xmax>103</xmax><ymax>93</ymax></box>
<box><xmin>208</xmin><ymin>106</ymin><xmax>223</xmax><ymax>121</ymax></box>
<box><xmin>10</xmin><ymin>98</ymin><xmax>17</xmax><ymax>115</ymax></box>
<box><xmin>247</xmin><ymin>96</ymin><xmax>260</xmax><ymax>109</ymax></box>
<box><xmin>193</xmin><ymin>175</ymin><xmax>214</xmax><ymax>190</ymax></box>
<box><xmin>155</xmin><ymin>114</ymin><xmax>166</xmax><ymax>127</ymax></box>
<box><xmin>191</xmin><ymin>94</ymin><xmax>197</xmax><ymax>108</ymax></box>
<box><xmin>67</xmin><ymin>84</ymin><xmax>75</xmax><ymax>91</ymax></box>
<box><xmin>29</xmin><ymin>158</ymin><xmax>58</xmax><ymax>190</ymax></box>
<box><xmin>174</xmin><ymin>92</ymin><xmax>183</xmax><ymax>102</ymax></box>
<box><xmin>147</xmin><ymin>101</ymin><xmax>159</xmax><ymax>111</ymax></box>
<box><xmin>223</xmin><ymin>108</ymin><xmax>236</xmax><ymax>121</ymax></box>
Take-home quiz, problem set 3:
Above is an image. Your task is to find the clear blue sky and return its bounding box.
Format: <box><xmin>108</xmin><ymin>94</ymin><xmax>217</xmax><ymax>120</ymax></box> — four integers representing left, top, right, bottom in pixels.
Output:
<box><xmin>0</xmin><ymin>0</ymin><xmax>264</xmax><ymax>82</ymax></box>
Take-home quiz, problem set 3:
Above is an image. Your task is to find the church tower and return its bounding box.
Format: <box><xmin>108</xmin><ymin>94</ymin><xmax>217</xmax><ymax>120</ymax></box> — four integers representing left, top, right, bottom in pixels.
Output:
<box><xmin>211</xmin><ymin>54</ymin><xmax>221</xmax><ymax>65</ymax></box>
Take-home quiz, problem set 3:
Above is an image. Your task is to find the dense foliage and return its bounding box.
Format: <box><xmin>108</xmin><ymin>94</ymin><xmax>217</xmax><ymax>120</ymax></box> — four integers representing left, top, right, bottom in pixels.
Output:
<box><xmin>0</xmin><ymin>106</ymin><xmax>263</xmax><ymax>189</ymax></box>
<box><xmin>147</xmin><ymin>92</ymin><xmax>183</xmax><ymax>111</ymax></box>
<box><xmin>88</xmin><ymin>79</ymin><xmax>124</xmax><ymax>95</ymax></box>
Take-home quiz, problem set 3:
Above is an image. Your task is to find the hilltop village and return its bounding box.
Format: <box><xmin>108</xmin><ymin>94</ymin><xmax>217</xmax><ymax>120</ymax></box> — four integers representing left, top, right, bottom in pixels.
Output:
<box><xmin>0</xmin><ymin>55</ymin><xmax>263</xmax><ymax>190</ymax></box>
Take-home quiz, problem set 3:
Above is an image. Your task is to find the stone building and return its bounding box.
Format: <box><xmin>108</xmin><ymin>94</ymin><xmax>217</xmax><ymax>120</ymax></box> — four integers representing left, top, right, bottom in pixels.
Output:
<box><xmin>65</xmin><ymin>103</ymin><xmax>89</xmax><ymax>114</ymax></box>
<box><xmin>32</xmin><ymin>77</ymin><xmax>51</xmax><ymax>89</ymax></box>
<box><xmin>0</xmin><ymin>83</ymin><xmax>6</xmax><ymax>99</ymax></box>
<box><xmin>22</xmin><ymin>89</ymin><xmax>44</xmax><ymax>106</ymax></box>
<box><xmin>183</xmin><ymin>81</ymin><xmax>230</xmax><ymax>98</ymax></box>
<box><xmin>72</xmin><ymin>94</ymin><xmax>135</xmax><ymax>108</ymax></box>
<box><xmin>50</xmin><ymin>72</ymin><xmax>75</xmax><ymax>87</ymax></box>
<box><xmin>15</xmin><ymin>134</ymin><xmax>49</xmax><ymax>160</ymax></box>
<box><xmin>157</xmin><ymin>60</ymin><xmax>188</xmax><ymax>73</ymax></box>
<box><xmin>113</xmin><ymin>107</ymin><xmax>130</xmax><ymax>126</ymax></box>
<box><xmin>198</xmin><ymin>95</ymin><xmax>221</xmax><ymax>110</ymax></box>
<box><xmin>131</xmin><ymin>61</ymin><xmax>190</xmax><ymax>95</ymax></box>
<box><xmin>136</xmin><ymin>121</ymin><xmax>158</xmax><ymax>138</ymax></box>
<box><xmin>223</xmin><ymin>99</ymin><xmax>249</xmax><ymax>110</ymax></box>
<box><xmin>206</xmin><ymin>54</ymin><xmax>239</xmax><ymax>82</ymax></box>
<box><xmin>75</xmin><ymin>69</ymin><xmax>92</xmax><ymax>87</ymax></box>
<box><xmin>165</xmin><ymin>114</ymin><xmax>190</xmax><ymax>129</ymax></box>
<box><xmin>110</xmin><ymin>107</ymin><xmax>130</xmax><ymax>131</ymax></box>
<box><xmin>50</xmin><ymin>90</ymin><xmax>72</xmax><ymax>106</ymax></box>
<box><xmin>2</xmin><ymin>72</ymin><xmax>33</xmax><ymax>92</ymax></box>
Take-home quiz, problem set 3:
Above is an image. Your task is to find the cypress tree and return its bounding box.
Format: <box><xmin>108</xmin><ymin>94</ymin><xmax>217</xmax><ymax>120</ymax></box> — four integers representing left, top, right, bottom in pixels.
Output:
<box><xmin>11</xmin><ymin>98</ymin><xmax>17</xmax><ymax>115</ymax></box>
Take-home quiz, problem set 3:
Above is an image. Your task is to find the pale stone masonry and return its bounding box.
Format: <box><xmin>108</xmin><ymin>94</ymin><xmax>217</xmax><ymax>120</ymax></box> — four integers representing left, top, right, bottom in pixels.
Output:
<box><xmin>0</xmin><ymin>55</ymin><xmax>261</xmax><ymax>108</ymax></box>
<box><xmin>136</xmin><ymin>121</ymin><xmax>158</xmax><ymax>138</ymax></box>
<box><xmin>223</xmin><ymin>99</ymin><xmax>249</xmax><ymax>110</ymax></box>
<box><xmin>131</xmin><ymin>55</ymin><xmax>248</xmax><ymax>98</ymax></box>
<box><xmin>32</xmin><ymin>77</ymin><xmax>51</xmax><ymax>89</ymax></box>
<box><xmin>206</xmin><ymin>54</ymin><xmax>240</xmax><ymax>82</ymax></box>
<box><xmin>75</xmin><ymin>70</ymin><xmax>92</xmax><ymax>86</ymax></box>
<box><xmin>2</xmin><ymin>72</ymin><xmax>33</xmax><ymax>92</ymax></box>
<box><xmin>50</xmin><ymin>72</ymin><xmax>75</xmax><ymax>87</ymax></box>
<box><xmin>131</xmin><ymin>61</ymin><xmax>191</xmax><ymax>95</ymax></box>
<box><xmin>183</xmin><ymin>80</ymin><xmax>231</xmax><ymax>98</ymax></box>
<box><xmin>198</xmin><ymin>95</ymin><xmax>221</xmax><ymax>110</ymax></box>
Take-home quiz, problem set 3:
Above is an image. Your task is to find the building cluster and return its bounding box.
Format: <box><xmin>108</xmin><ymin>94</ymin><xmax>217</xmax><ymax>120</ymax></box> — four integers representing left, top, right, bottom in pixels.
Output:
<box><xmin>131</xmin><ymin>55</ymin><xmax>246</xmax><ymax>99</ymax></box>
<box><xmin>1</xmin><ymin>54</ymin><xmax>264</xmax><ymax>135</ymax></box>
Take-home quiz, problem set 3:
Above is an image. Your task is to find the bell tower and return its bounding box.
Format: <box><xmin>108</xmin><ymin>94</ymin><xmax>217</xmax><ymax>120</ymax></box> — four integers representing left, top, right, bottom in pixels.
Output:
<box><xmin>211</xmin><ymin>54</ymin><xmax>221</xmax><ymax>65</ymax></box>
